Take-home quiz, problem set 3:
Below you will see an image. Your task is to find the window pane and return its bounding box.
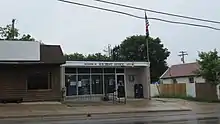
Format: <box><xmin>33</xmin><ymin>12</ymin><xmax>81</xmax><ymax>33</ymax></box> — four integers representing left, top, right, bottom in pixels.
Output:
<box><xmin>65</xmin><ymin>68</ymin><xmax>76</xmax><ymax>73</ymax></box>
<box><xmin>116</xmin><ymin>68</ymin><xmax>124</xmax><ymax>73</ymax></box>
<box><xmin>27</xmin><ymin>72</ymin><xmax>50</xmax><ymax>90</ymax></box>
<box><xmin>104</xmin><ymin>75</ymin><xmax>115</xmax><ymax>93</ymax></box>
<box><xmin>78</xmin><ymin>75</ymin><xmax>90</xmax><ymax>95</ymax></box>
<box><xmin>65</xmin><ymin>75</ymin><xmax>77</xmax><ymax>96</ymax></box>
<box><xmin>104</xmin><ymin>68</ymin><xmax>115</xmax><ymax>73</ymax></box>
<box><xmin>189</xmin><ymin>77</ymin><xmax>194</xmax><ymax>83</ymax></box>
<box><xmin>91</xmin><ymin>68</ymin><xmax>103</xmax><ymax>73</ymax></box>
<box><xmin>91</xmin><ymin>75</ymin><xmax>103</xmax><ymax>94</ymax></box>
<box><xmin>78</xmin><ymin>68</ymin><xmax>90</xmax><ymax>73</ymax></box>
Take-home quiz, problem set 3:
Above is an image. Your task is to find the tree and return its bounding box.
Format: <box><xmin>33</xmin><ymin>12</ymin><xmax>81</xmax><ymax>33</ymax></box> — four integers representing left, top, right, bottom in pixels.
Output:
<box><xmin>197</xmin><ymin>49</ymin><xmax>220</xmax><ymax>85</ymax></box>
<box><xmin>19</xmin><ymin>34</ymin><xmax>35</xmax><ymax>41</ymax></box>
<box><xmin>65</xmin><ymin>53</ymin><xmax>85</xmax><ymax>61</ymax></box>
<box><xmin>0</xmin><ymin>23</ymin><xmax>35</xmax><ymax>41</ymax></box>
<box><xmin>85</xmin><ymin>53</ymin><xmax>110</xmax><ymax>61</ymax></box>
<box><xmin>112</xmin><ymin>35</ymin><xmax>170</xmax><ymax>82</ymax></box>
<box><xmin>65</xmin><ymin>52</ymin><xmax>110</xmax><ymax>61</ymax></box>
<box><xmin>0</xmin><ymin>24</ymin><xmax>19</xmax><ymax>40</ymax></box>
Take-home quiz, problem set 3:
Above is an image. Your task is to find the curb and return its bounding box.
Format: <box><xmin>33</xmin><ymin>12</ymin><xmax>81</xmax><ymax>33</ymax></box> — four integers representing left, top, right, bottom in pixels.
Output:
<box><xmin>149</xmin><ymin>116</ymin><xmax>219</xmax><ymax>123</ymax></box>
<box><xmin>0</xmin><ymin>108</ymin><xmax>191</xmax><ymax>119</ymax></box>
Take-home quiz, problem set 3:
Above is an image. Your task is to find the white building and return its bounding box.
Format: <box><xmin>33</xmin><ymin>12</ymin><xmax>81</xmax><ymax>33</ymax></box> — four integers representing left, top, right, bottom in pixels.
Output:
<box><xmin>60</xmin><ymin>61</ymin><xmax>151</xmax><ymax>101</ymax></box>
<box><xmin>160</xmin><ymin>62</ymin><xmax>205</xmax><ymax>84</ymax></box>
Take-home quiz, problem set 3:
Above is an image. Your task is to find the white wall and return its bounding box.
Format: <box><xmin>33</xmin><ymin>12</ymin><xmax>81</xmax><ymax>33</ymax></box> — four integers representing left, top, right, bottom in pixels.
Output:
<box><xmin>125</xmin><ymin>67</ymin><xmax>150</xmax><ymax>98</ymax></box>
<box><xmin>162</xmin><ymin>76</ymin><xmax>205</xmax><ymax>84</ymax></box>
<box><xmin>150</xmin><ymin>84</ymin><xmax>159</xmax><ymax>97</ymax></box>
<box><xmin>186</xmin><ymin>83</ymin><xmax>196</xmax><ymax>97</ymax></box>
<box><xmin>125</xmin><ymin>68</ymin><xmax>141</xmax><ymax>98</ymax></box>
<box><xmin>195</xmin><ymin>76</ymin><xmax>205</xmax><ymax>83</ymax></box>
<box><xmin>216</xmin><ymin>84</ymin><xmax>220</xmax><ymax>100</ymax></box>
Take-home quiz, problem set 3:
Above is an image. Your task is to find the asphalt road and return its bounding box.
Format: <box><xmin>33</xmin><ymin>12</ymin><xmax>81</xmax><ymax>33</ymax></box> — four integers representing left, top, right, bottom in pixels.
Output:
<box><xmin>1</xmin><ymin>111</ymin><xmax>220</xmax><ymax>124</ymax></box>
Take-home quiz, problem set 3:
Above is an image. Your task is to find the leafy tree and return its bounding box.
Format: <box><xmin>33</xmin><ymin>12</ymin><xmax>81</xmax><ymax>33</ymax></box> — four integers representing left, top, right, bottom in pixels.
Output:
<box><xmin>65</xmin><ymin>53</ymin><xmax>85</xmax><ymax>61</ymax></box>
<box><xmin>197</xmin><ymin>49</ymin><xmax>220</xmax><ymax>85</ymax></box>
<box><xmin>0</xmin><ymin>23</ymin><xmax>35</xmax><ymax>41</ymax></box>
<box><xmin>112</xmin><ymin>35</ymin><xmax>170</xmax><ymax>82</ymax></box>
<box><xmin>0</xmin><ymin>24</ymin><xmax>19</xmax><ymax>40</ymax></box>
<box><xmin>19</xmin><ymin>34</ymin><xmax>35</xmax><ymax>41</ymax></box>
<box><xmin>85</xmin><ymin>53</ymin><xmax>110</xmax><ymax>61</ymax></box>
<box><xmin>65</xmin><ymin>52</ymin><xmax>110</xmax><ymax>61</ymax></box>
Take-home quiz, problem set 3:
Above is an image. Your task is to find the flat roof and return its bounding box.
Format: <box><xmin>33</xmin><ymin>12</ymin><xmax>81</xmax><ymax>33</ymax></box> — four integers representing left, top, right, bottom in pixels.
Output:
<box><xmin>62</xmin><ymin>61</ymin><xmax>150</xmax><ymax>67</ymax></box>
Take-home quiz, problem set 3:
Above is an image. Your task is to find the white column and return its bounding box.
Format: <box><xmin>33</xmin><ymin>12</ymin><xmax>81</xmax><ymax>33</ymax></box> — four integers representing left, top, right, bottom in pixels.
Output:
<box><xmin>102</xmin><ymin>68</ymin><xmax>105</xmax><ymax>95</ymax></box>
<box><xmin>141</xmin><ymin>66</ymin><xmax>151</xmax><ymax>99</ymax></box>
<box><xmin>60</xmin><ymin>66</ymin><xmax>65</xmax><ymax>90</ymax></box>
<box><xmin>124</xmin><ymin>68</ymin><xmax>127</xmax><ymax>103</ymax></box>
<box><xmin>146</xmin><ymin>66</ymin><xmax>151</xmax><ymax>99</ymax></box>
<box><xmin>60</xmin><ymin>66</ymin><xmax>66</xmax><ymax>99</ymax></box>
<box><xmin>90</xmin><ymin>68</ymin><xmax>92</xmax><ymax>95</ymax></box>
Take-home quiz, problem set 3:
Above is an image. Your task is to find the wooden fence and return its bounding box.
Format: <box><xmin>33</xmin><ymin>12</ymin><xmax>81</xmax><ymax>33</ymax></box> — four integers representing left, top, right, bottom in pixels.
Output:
<box><xmin>196</xmin><ymin>83</ymin><xmax>218</xmax><ymax>101</ymax></box>
<box><xmin>158</xmin><ymin>83</ymin><xmax>186</xmax><ymax>97</ymax></box>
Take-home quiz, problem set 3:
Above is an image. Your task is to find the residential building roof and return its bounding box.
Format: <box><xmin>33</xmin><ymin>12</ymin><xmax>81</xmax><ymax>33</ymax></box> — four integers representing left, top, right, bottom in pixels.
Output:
<box><xmin>160</xmin><ymin>62</ymin><xmax>200</xmax><ymax>79</ymax></box>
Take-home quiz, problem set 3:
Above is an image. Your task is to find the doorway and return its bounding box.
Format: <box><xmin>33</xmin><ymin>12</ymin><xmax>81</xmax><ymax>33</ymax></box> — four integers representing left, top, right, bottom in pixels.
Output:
<box><xmin>116</xmin><ymin>75</ymin><xmax>125</xmax><ymax>98</ymax></box>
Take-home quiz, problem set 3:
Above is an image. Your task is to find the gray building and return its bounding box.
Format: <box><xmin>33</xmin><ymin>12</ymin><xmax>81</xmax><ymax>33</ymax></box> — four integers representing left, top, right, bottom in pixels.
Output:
<box><xmin>61</xmin><ymin>61</ymin><xmax>150</xmax><ymax>101</ymax></box>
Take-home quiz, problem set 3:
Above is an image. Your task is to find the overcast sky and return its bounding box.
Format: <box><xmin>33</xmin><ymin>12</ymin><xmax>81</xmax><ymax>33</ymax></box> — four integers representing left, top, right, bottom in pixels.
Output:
<box><xmin>0</xmin><ymin>0</ymin><xmax>220</xmax><ymax>65</ymax></box>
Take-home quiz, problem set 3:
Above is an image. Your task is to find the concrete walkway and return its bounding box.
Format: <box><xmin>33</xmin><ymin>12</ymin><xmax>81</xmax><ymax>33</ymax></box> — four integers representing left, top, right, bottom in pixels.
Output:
<box><xmin>154</xmin><ymin>98</ymin><xmax>220</xmax><ymax>114</ymax></box>
<box><xmin>0</xmin><ymin>99</ymin><xmax>191</xmax><ymax>119</ymax></box>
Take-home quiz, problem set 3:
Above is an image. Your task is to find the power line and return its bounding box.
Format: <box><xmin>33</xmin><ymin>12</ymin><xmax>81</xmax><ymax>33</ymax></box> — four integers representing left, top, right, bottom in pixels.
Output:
<box><xmin>94</xmin><ymin>0</ymin><xmax>220</xmax><ymax>24</ymax></box>
<box><xmin>58</xmin><ymin>0</ymin><xmax>220</xmax><ymax>31</ymax></box>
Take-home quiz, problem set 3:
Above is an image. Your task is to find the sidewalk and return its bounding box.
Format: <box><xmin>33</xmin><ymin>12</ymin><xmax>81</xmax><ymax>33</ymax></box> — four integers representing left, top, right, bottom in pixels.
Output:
<box><xmin>154</xmin><ymin>98</ymin><xmax>220</xmax><ymax>114</ymax></box>
<box><xmin>0</xmin><ymin>99</ymin><xmax>191</xmax><ymax>119</ymax></box>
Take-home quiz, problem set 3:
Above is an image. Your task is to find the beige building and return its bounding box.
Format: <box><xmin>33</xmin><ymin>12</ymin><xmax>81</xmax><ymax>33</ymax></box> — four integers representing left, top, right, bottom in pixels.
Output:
<box><xmin>61</xmin><ymin>61</ymin><xmax>150</xmax><ymax>101</ymax></box>
<box><xmin>160</xmin><ymin>62</ymin><xmax>205</xmax><ymax>84</ymax></box>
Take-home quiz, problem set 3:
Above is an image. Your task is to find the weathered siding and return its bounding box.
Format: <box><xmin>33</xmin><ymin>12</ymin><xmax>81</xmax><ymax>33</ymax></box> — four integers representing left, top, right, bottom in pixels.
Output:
<box><xmin>0</xmin><ymin>64</ymin><xmax>61</xmax><ymax>102</ymax></box>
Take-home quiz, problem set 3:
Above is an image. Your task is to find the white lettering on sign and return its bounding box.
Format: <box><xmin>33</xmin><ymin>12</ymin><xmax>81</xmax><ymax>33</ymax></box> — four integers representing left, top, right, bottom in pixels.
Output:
<box><xmin>84</xmin><ymin>62</ymin><xmax>134</xmax><ymax>66</ymax></box>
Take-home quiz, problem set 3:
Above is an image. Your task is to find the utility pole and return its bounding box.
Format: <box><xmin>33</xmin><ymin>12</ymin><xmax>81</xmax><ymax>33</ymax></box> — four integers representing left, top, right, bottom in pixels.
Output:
<box><xmin>145</xmin><ymin>11</ymin><xmax>151</xmax><ymax>100</ymax></box>
<box><xmin>178</xmin><ymin>51</ymin><xmax>188</xmax><ymax>64</ymax></box>
<box><xmin>103</xmin><ymin>44</ymin><xmax>112</xmax><ymax>59</ymax></box>
<box><xmin>11</xmin><ymin>19</ymin><xmax>16</xmax><ymax>40</ymax></box>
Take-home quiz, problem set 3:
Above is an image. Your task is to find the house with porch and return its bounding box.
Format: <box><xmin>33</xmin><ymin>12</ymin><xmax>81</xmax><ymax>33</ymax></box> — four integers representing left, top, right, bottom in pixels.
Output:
<box><xmin>0</xmin><ymin>40</ymin><xmax>65</xmax><ymax>102</ymax></box>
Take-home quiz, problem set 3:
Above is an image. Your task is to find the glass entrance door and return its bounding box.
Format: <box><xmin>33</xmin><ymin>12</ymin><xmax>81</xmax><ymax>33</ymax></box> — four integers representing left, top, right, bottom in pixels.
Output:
<box><xmin>116</xmin><ymin>75</ymin><xmax>125</xmax><ymax>98</ymax></box>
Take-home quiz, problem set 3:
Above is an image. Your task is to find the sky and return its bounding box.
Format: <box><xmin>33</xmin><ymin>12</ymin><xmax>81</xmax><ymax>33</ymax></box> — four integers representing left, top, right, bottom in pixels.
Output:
<box><xmin>0</xmin><ymin>0</ymin><xmax>220</xmax><ymax>66</ymax></box>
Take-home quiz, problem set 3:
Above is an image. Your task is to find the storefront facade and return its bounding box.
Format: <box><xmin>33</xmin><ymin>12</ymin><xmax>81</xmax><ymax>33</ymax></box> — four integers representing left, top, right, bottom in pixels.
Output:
<box><xmin>61</xmin><ymin>61</ymin><xmax>150</xmax><ymax>101</ymax></box>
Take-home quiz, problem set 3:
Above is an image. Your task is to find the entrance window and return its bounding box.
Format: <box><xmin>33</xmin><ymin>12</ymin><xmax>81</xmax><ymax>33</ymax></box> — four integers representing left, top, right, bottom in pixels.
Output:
<box><xmin>91</xmin><ymin>75</ymin><xmax>103</xmax><ymax>94</ymax></box>
<box><xmin>78</xmin><ymin>75</ymin><xmax>90</xmax><ymax>95</ymax></box>
<box><xmin>104</xmin><ymin>75</ymin><xmax>115</xmax><ymax>93</ymax></box>
<box><xmin>65</xmin><ymin>75</ymin><xmax>77</xmax><ymax>96</ymax></box>
<box><xmin>27</xmin><ymin>72</ymin><xmax>52</xmax><ymax>90</ymax></box>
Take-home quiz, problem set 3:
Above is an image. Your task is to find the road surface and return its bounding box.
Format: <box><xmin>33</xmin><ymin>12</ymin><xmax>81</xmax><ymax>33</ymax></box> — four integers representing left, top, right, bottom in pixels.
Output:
<box><xmin>1</xmin><ymin>111</ymin><xmax>220</xmax><ymax>124</ymax></box>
